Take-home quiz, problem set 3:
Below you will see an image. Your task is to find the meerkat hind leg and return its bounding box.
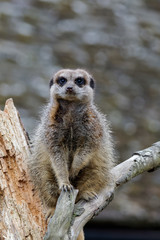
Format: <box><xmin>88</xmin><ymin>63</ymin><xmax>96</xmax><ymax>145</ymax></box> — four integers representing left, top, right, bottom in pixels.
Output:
<box><xmin>76</xmin><ymin>165</ymin><xmax>108</xmax><ymax>202</ymax></box>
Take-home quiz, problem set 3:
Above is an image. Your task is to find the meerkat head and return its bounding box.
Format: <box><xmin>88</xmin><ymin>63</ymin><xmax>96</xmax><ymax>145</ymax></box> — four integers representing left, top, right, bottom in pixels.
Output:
<box><xmin>49</xmin><ymin>69</ymin><xmax>95</xmax><ymax>103</ymax></box>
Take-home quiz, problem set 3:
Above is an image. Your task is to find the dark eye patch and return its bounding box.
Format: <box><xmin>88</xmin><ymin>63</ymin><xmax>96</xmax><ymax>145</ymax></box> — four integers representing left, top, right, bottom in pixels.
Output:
<box><xmin>49</xmin><ymin>79</ymin><xmax>54</xmax><ymax>88</ymax></box>
<box><xmin>75</xmin><ymin>77</ymin><xmax>86</xmax><ymax>87</ymax></box>
<box><xmin>57</xmin><ymin>77</ymin><xmax>67</xmax><ymax>86</ymax></box>
<box><xmin>90</xmin><ymin>78</ymin><xmax>95</xmax><ymax>89</ymax></box>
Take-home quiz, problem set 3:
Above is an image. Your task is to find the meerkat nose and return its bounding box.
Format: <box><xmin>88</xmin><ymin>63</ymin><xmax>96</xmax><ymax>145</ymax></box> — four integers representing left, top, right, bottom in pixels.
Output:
<box><xmin>66</xmin><ymin>87</ymin><xmax>73</xmax><ymax>93</ymax></box>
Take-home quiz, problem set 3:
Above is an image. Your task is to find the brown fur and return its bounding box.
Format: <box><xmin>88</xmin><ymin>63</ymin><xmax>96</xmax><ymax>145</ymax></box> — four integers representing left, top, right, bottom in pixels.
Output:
<box><xmin>28</xmin><ymin>69</ymin><xmax>114</xmax><ymax>240</ymax></box>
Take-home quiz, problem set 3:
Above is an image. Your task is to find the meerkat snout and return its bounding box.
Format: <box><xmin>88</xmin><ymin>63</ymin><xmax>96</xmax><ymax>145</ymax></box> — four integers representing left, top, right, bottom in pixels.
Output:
<box><xmin>66</xmin><ymin>87</ymin><xmax>74</xmax><ymax>94</ymax></box>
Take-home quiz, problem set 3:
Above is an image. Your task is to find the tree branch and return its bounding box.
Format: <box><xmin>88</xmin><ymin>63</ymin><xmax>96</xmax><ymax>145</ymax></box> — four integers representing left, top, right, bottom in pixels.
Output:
<box><xmin>44</xmin><ymin>142</ymin><xmax>160</xmax><ymax>240</ymax></box>
<box><xmin>113</xmin><ymin>141</ymin><xmax>160</xmax><ymax>186</ymax></box>
<box><xmin>44</xmin><ymin>189</ymin><xmax>78</xmax><ymax>240</ymax></box>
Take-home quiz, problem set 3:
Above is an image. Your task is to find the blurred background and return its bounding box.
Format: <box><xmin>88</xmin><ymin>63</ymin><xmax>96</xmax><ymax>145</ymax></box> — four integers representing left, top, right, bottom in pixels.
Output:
<box><xmin>0</xmin><ymin>0</ymin><xmax>160</xmax><ymax>239</ymax></box>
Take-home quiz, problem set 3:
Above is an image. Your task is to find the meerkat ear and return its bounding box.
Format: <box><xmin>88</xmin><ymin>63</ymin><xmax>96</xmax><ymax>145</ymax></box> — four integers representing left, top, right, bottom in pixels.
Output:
<box><xmin>90</xmin><ymin>78</ymin><xmax>95</xmax><ymax>89</ymax></box>
<box><xmin>49</xmin><ymin>79</ymin><xmax>54</xmax><ymax>88</ymax></box>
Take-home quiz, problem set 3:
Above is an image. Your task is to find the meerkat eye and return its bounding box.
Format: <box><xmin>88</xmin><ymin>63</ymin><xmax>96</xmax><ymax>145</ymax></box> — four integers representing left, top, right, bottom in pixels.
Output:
<box><xmin>75</xmin><ymin>77</ymin><xmax>86</xmax><ymax>87</ymax></box>
<box><xmin>57</xmin><ymin>77</ymin><xmax>67</xmax><ymax>86</ymax></box>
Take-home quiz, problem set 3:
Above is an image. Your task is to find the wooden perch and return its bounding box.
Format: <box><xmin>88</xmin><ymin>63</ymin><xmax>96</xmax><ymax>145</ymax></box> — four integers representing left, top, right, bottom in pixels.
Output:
<box><xmin>0</xmin><ymin>98</ymin><xmax>160</xmax><ymax>240</ymax></box>
<box><xmin>44</xmin><ymin>189</ymin><xmax>79</xmax><ymax>240</ymax></box>
<box><xmin>0</xmin><ymin>99</ymin><xmax>46</xmax><ymax>240</ymax></box>
<box><xmin>44</xmin><ymin>142</ymin><xmax>160</xmax><ymax>240</ymax></box>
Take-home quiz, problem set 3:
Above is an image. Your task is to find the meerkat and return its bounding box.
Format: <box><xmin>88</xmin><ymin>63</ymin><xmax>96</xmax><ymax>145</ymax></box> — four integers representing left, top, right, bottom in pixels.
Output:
<box><xmin>28</xmin><ymin>69</ymin><xmax>114</xmax><ymax>240</ymax></box>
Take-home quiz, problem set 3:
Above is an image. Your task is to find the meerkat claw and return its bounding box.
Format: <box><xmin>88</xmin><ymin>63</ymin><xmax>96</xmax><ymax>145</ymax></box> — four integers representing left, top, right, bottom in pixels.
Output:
<box><xmin>60</xmin><ymin>183</ymin><xmax>74</xmax><ymax>192</ymax></box>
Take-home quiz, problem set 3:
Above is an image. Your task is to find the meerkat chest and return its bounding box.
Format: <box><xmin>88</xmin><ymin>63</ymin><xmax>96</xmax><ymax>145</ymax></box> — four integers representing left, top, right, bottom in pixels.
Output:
<box><xmin>51</xmin><ymin>107</ymin><xmax>90</xmax><ymax>149</ymax></box>
<box><xmin>47</xmin><ymin>103</ymin><xmax>102</xmax><ymax>151</ymax></box>
<box><xmin>60</xmin><ymin>111</ymin><xmax>87</xmax><ymax>150</ymax></box>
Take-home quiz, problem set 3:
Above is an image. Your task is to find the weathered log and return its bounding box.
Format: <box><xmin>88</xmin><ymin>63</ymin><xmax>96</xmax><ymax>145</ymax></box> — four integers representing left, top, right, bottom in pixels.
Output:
<box><xmin>0</xmin><ymin>99</ymin><xmax>46</xmax><ymax>240</ymax></box>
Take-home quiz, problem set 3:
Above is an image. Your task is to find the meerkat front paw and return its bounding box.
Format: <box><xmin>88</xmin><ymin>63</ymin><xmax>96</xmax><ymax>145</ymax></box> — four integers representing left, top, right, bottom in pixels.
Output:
<box><xmin>59</xmin><ymin>183</ymin><xmax>74</xmax><ymax>192</ymax></box>
<box><xmin>78</xmin><ymin>191</ymin><xmax>98</xmax><ymax>202</ymax></box>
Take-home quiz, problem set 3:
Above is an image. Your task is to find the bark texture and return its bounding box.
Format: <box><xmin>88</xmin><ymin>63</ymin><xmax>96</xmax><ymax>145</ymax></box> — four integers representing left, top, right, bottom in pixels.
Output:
<box><xmin>0</xmin><ymin>99</ymin><xmax>46</xmax><ymax>240</ymax></box>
